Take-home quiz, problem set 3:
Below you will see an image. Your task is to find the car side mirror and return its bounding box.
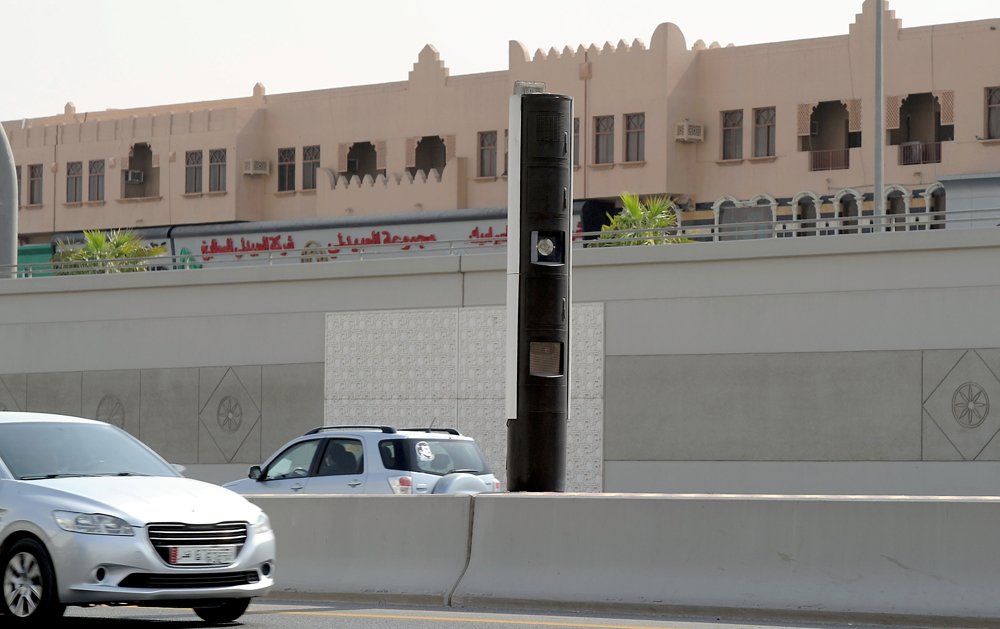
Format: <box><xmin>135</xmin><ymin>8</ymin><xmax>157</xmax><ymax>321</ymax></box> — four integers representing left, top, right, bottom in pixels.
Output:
<box><xmin>249</xmin><ymin>466</ymin><xmax>262</xmax><ymax>481</ymax></box>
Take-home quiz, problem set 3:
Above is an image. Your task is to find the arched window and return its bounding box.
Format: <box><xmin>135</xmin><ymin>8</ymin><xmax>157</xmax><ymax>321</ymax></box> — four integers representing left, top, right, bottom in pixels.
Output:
<box><xmin>342</xmin><ymin>142</ymin><xmax>382</xmax><ymax>181</ymax></box>
<box><xmin>409</xmin><ymin>136</ymin><xmax>446</xmax><ymax>178</ymax></box>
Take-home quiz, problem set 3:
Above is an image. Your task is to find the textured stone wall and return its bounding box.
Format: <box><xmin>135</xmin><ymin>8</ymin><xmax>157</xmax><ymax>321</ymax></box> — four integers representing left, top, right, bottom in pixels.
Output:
<box><xmin>325</xmin><ymin>304</ymin><xmax>604</xmax><ymax>491</ymax></box>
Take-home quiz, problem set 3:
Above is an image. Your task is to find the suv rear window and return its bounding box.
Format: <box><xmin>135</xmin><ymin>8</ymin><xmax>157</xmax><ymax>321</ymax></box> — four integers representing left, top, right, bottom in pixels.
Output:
<box><xmin>378</xmin><ymin>438</ymin><xmax>491</xmax><ymax>476</ymax></box>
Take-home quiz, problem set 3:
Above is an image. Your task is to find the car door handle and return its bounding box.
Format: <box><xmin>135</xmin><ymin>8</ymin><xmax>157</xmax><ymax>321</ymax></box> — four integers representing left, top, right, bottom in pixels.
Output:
<box><xmin>291</xmin><ymin>483</ymin><xmax>304</xmax><ymax>491</ymax></box>
<box><xmin>348</xmin><ymin>481</ymin><xmax>362</xmax><ymax>487</ymax></box>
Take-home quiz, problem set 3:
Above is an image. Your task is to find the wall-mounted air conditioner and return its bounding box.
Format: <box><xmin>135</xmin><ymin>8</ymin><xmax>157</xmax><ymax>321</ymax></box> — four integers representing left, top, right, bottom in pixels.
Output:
<box><xmin>242</xmin><ymin>159</ymin><xmax>270</xmax><ymax>176</ymax></box>
<box><xmin>675</xmin><ymin>122</ymin><xmax>705</xmax><ymax>143</ymax></box>
<box><xmin>124</xmin><ymin>169</ymin><xmax>144</xmax><ymax>184</ymax></box>
<box><xmin>811</xmin><ymin>121</ymin><xmax>820</xmax><ymax>136</ymax></box>
<box><xmin>346</xmin><ymin>159</ymin><xmax>359</xmax><ymax>171</ymax></box>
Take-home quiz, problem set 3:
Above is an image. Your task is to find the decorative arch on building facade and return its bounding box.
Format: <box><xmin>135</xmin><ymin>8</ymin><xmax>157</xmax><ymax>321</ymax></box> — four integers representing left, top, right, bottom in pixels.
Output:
<box><xmin>833</xmin><ymin>188</ymin><xmax>864</xmax><ymax>234</ymax></box>
<box><xmin>921</xmin><ymin>181</ymin><xmax>946</xmax><ymax>230</ymax></box>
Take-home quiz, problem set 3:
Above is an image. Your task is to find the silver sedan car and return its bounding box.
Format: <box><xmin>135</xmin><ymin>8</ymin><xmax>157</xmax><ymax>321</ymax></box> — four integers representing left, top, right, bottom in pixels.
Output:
<box><xmin>0</xmin><ymin>412</ymin><xmax>275</xmax><ymax>625</ymax></box>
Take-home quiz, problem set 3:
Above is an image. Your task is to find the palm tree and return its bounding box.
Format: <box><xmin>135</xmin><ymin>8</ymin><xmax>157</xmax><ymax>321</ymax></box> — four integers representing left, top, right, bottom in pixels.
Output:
<box><xmin>52</xmin><ymin>229</ymin><xmax>167</xmax><ymax>274</ymax></box>
<box><xmin>597</xmin><ymin>193</ymin><xmax>690</xmax><ymax>246</ymax></box>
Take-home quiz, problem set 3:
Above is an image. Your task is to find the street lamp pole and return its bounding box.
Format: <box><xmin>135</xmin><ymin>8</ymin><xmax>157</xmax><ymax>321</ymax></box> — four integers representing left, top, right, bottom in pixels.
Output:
<box><xmin>874</xmin><ymin>0</ymin><xmax>885</xmax><ymax>224</ymax></box>
<box><xmin>0</xmin><ymin>125</ymin><xmax>17</xmax><ymax>278</ymax></box>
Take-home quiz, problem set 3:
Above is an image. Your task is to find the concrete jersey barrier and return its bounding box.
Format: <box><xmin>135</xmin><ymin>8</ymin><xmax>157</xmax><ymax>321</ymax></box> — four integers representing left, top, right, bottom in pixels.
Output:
<box><xmin>248</xmin><ymin>492</ymin><xmax>1000</xmax><ymax>621</ymax></box>
<box><xmin>248</xmin><ymin>494</ymin><xmax>472</xmax><ymax>605</ymax></box>
<box><xmin>452</xmin><ymin>493</ymin><xmax>1000</xmax><ymax>620</ymax></box>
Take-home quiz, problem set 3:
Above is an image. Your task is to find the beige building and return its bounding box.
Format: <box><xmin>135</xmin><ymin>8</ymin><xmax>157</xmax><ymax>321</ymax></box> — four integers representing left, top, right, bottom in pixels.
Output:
<box><xmin>4</xmin><ymin>0</ymin><xmax>1000</xmax><ymax>243</ymax></box>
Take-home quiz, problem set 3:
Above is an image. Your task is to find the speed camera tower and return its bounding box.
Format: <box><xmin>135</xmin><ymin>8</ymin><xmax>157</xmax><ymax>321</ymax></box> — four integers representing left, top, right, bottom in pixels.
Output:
<box><xmin>505</xmin><ymin>83</ymin><xmax>573</xmax><ymax>492</ymax></box>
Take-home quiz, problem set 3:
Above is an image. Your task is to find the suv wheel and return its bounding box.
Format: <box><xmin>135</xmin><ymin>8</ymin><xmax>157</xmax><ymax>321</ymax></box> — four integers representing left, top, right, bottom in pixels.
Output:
<box><xmin>194</xmin><ymin>598</ymin><xmax>251</xmax><ymax>624</ymax></box>
<box><xmin>1</xmin><ymin>538</ymin><xmax>65</xmax><ymax>624</ymax></box>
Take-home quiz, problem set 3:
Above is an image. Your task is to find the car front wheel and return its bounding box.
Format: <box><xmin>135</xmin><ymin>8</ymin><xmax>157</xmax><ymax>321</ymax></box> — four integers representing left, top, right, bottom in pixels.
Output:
<box><xmin>1</xmin><ymin>538</ymin><xmax>65</xmax><ymax>625</ymax></box>
<box><xmin>194</xmin><ymin>598</ymin><xmax>251</xmax><ymax>624</ymax></box>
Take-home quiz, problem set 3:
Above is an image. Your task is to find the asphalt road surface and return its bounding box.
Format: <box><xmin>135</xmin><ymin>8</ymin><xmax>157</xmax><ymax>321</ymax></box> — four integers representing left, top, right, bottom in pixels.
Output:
<box><xmin>58</xmin><ymin>599</ymin><xmax>916</xmax><ymax>629</ymax></box>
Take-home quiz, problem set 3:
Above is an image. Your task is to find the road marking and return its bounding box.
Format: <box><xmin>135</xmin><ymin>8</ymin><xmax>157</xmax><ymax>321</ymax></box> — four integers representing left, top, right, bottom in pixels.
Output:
<box><xmin>250</xmin><ymin>610</ymin><xmax>675</xmax><ymax>629</ymax></box>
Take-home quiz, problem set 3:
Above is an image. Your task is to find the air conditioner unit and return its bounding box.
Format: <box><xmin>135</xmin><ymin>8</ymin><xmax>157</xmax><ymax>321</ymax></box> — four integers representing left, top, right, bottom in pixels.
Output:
<box><xmin>346</xmin><ymin>158</ymin><xmax>359</xmax><ymax>171</ymax></box>
<box><xmin>124</xmin><ymin>169</ymin><xmax>144</xmax><ymax>184</ymax></box>
<box><xmin>674</xmin><ymin>122</ymin><xmax>705</xmax><ymax>143</ymax></box>
<box><xmin>810</xmin><ymin>121</ymin><xmax>820</xmax><ymax>136</ymax></box>
<box><xmin>242</xmin><ymin>159</ymin><xmax>270</xmax><ymax>176</ymax></box>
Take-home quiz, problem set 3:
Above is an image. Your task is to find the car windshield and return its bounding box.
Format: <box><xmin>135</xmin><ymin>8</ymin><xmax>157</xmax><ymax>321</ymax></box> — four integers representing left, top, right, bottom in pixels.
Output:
<box><xmin>409</xmin><ymin>439</ymin><xmax>491</xmax><ymax>476</ymax></box>
<box><xmin>0</xmin><ymin>421</ymin><xmax>177</xmax><ymax>480</ymax></box>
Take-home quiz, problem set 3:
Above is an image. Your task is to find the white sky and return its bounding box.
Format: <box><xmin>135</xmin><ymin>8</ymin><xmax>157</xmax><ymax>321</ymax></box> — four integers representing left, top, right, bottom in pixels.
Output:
<box><xmin>1</xmin><ymin>0</ymin><xmax>996</xmax><ymax>123</ymax></box>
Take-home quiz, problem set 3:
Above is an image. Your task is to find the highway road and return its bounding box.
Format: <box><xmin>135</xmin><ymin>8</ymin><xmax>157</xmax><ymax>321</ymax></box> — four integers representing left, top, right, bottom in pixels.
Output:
<box><xmin>60</xmin><ymin>599</ymin><xmax>905</xmax><ymax>629</ymax></box>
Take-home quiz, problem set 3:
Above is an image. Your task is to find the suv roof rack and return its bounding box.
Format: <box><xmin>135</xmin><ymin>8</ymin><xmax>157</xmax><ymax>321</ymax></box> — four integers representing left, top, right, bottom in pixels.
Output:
<box><xmin>401</xmin><ymin>427</ymin><xmax>462</xmax><ymax>435</ymax></box>
<box><xmin>304</xmin><ymin>425</ymin><xmax>397</xmax><ymax>435</ymax></box>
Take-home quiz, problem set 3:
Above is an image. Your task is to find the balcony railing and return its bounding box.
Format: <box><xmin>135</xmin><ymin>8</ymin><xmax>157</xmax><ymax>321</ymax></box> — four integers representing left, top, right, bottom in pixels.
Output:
<box><xmin>899</xmin><ymin>142</ymin><xmax>941</xmax><ymax>165</ymax></box>
<box><xmin>809</xmin><ymin>149</ymin><xmax>850</xmax><ymax>171</ymax></box>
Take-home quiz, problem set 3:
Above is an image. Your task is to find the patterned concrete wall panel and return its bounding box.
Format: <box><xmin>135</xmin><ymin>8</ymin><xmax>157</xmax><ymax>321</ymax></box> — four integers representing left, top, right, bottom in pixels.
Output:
<box><xmin>326</xmin><ymin>310</ymin><xmax>458</xmax><ymax>401</ymax></box>
<box><xmin>922</xmin><ymin>350</ymin><xmax>968</xmax><ymax>401</ymax></box>
<box><xmin>605</xmin><ymin>352</ymin><xmax>922</xmax><ymax>462</ymax></box>
<box><xmin>922</xmin><ymin>411</ymin><xmax>964</xmax><ymax>460</ymax></box>
<box><xmin>139</xmin><ymin>368</ymin><xmax>199</xmax><ymax>465</ymax></box>
<box><xmin>26</xmin><ymin>372</ymin><xmax>82</xmax><ymax>416</ymax></box>
<box><xmin>325</xmin><ymin>399</ymin><xmax>457</xmax><ymax>428</ymax></box>
<box><xmin>81</xmin><ymin>370</ymin><xmax>140</xmax><ymax>437</ymax></box>
<box><xmin>570</xmin><ymin>303</ymin><xmax>604</xmax><ymax>401</ymax></box>
<box><xmin>970</xmin><ymin>423</ymin><xmax>1000</xmax><ymax>460</ymax></box>
<box><xmin>198</xmin><ymin>367</ymin><xmax>263</xmax><ymax>463</ymax></box>
<box><xmin>921</xmin><ymin>350</ymin><xmax>1000</xmax><ymax>461</ymax></box>
<box><xmin>458</xmin><ymin>398</ymin><xmax>507</xmax><ymax>489</ymax></box>
<box><xmin>261</xmin><ymin>363</ymin><xmax>325</xmax><ymax>457</ymax></box>
<box><xmin>0</xmin><ymin>374</ymin><xmax>26</xmax><ymax>411</ymax></box>
<box><xmin>458</xmin><ymin>307</ymin><xmax>506</xmax><ymax>400</ymax></box>
<box><xmin>566</xmin><ymin>398</ymin><xmax>603</xmax><ymax>492</ymax></box>
<box><xmin>198</xmin><ymin>420</ymin><xmax>262</xmax><ymax>465</ymax></box>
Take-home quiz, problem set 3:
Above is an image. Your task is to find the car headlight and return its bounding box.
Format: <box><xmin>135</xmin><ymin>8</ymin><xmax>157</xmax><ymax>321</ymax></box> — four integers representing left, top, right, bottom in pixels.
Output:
<box><xmin>53</xmin><ymin>510</ymin><xmax>134</xmax><ymax>536</ymax></box>
<box><xmin>253</xmin><ymin>512</ymin><xmax>271</xmax><ymax>535</ymax></box>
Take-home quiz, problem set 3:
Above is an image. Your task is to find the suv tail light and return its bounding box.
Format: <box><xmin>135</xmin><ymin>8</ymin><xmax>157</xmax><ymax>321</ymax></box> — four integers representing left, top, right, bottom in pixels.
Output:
<box><xmin>388</xmin><ymin>475</ymin><xmax>412</xmax><ymax>494</ymax></box>
<box><xmin>493</xmin><ymin>478</ymin><xmax>501</xmax><ymax>492</ymax></box>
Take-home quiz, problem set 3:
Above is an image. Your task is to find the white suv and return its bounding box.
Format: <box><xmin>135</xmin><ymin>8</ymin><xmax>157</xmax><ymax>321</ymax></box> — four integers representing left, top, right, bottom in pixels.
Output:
<box><xmin>224</xmin><ymin>426</ymin><xmax>500</xmax><ymax>496</ymax></box>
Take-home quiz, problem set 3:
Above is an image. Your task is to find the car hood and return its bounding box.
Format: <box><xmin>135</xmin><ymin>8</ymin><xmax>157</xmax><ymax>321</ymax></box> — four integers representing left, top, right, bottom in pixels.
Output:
<box><xmin>18</xmin><ymin>476</ymin><xmax>262</xmax><ymax>526</ymax></box>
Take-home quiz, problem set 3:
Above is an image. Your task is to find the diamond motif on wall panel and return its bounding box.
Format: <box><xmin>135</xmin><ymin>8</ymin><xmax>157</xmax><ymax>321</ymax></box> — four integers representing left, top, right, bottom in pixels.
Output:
<box><xmin>0</xmin><ymin>375</ymin><xmax>24</xmax><ymax>412</ymax></box>
<box><xmin>923</xmin><ymin>351</ymin><xmax>1000</xmax><ymax>460</ymax></box>
<box><xmin>199</xmin><ymin>368</ymin><xmax>262</xmax><ymax>463</ymax></box>
<box><xmin>326</xmin><ymin>310</ymin><xmax>458</xmax><ymax>400</ymax></box>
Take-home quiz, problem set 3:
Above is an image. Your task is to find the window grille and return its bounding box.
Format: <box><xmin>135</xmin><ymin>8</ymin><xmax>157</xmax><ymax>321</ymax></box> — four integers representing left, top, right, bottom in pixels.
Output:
<box><xmin>988</xmin><ymin>87</ymin><xmax>1000</xmax><ymax>140</ymax></box>
<box><xmin>89</xmin><ymin>160</ymin><xmax>105</xmax><ymax>201</ymax></box>
<box><xmin>29</xmin><ymin>164</ymin><xmax>43</xmax><ymax>205</ymax></box>
<box><xmin>303</xmin><ymin>146</ymin><xmax>320</xmax><ymax>190</ymax></box>
<box><xmin>625</xmin><ymin>113</ymin><xmax>645</xmax><ymax>162</ymax></box>
<box><xmin>185</xmin><ymin>151</ymin><xmax>203</xmax><ymax>194</ymax></box>
<box><xmin>722</xmin><ymin>110</ymin><xmax>743</xmax><ymax>160</ymax></box>
<box><xmin>278</xmin><ymin>148</ymin><xmax>295</xmax><ymax>192</ymax></box>
<box><xmin>66</xmin><ymin>162</ymin><xmax>83</xmax><ymax>203</ymax></box>
<box><xmin>754</xmin><ymin>107</ymin><xmax>776</xmax><ymax>157</ymax></box>
<box><xmin>209</xmin><ymin>149</ymin><xmax>227</xmax><ymax>192</ymax></box>
<box><xmin>595</xmin><ymin>116</ymin><xmax>614</xmax><ymax>164</ymax></box>
<box><xmin>478</xmin><ymin>132</ymin><xmax>497</xmax><ymax>177</ymax></box>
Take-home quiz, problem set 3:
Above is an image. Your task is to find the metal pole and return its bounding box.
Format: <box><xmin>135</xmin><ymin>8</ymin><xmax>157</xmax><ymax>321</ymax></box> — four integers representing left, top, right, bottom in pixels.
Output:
<box><xmin>874</xmin><ymin>0</ymin><xmax>885</xmax><ymax>225</ymax></box>
<box><xmin>0</xmin><ymin>125</ymin><xmax>17</xmax><ymax>278</ymax></box>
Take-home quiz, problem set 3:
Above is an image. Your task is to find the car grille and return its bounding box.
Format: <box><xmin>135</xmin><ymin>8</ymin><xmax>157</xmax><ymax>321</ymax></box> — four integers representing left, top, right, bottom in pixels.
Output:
<box><xmin>146</xmin><ymin>522</ymin><xmax>248</xmax><ymax>564</ymax></box>
<box><xmin>118</xmin><ymin>571</ymin><xmax>259</xmax><ymax>589</ymax></box>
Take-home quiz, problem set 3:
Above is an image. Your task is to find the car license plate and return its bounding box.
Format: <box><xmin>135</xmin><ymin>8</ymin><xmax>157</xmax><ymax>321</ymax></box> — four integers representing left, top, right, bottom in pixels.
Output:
<box><xmin>169</xmin><ymin>545</ymin><xmax>237</xmax><ymax>565</ymax></box>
